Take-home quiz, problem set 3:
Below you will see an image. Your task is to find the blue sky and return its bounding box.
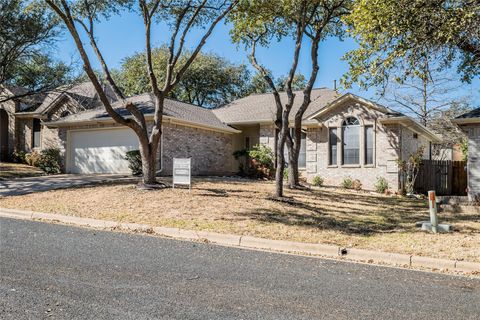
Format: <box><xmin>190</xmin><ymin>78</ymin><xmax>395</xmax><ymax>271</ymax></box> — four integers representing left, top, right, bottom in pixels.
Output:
<box><xmin>55</xmin><ymin>10</ymin><xmax>479</xmax><ymax>108</ymax></box>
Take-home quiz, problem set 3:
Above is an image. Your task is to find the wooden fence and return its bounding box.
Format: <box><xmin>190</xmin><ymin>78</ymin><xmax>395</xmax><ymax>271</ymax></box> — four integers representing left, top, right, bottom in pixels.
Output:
<box><xmin>413</xmin><ymin>160</ymin><xmax>467</xmax><ymax>196</ymax></box>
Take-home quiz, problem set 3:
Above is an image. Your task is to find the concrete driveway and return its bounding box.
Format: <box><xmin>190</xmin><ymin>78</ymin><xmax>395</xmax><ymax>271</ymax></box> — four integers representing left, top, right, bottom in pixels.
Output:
<box><xmin>0</xmin><ymin>174</ymin><xmax>135</xmax><ymax>197</ymax></box>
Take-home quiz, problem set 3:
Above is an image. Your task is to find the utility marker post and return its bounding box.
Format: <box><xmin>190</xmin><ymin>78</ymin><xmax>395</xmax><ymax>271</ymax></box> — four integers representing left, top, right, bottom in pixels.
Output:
<box><xmin>418</xmin><ymin>190</ymin><xmax>452</xmax><ymax>233</ymax></box>
<box><xmin>428</xmin><ymin>191</ymin><xmax>438</xmax><ymax>233</ymax></box>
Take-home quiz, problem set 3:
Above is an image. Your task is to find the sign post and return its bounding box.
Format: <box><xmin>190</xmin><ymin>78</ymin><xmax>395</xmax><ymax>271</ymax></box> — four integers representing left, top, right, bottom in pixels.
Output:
<box><xmin>173</xmin><ymin>158</ymin><xmax>191</xmax><ymax>190</ymax></box>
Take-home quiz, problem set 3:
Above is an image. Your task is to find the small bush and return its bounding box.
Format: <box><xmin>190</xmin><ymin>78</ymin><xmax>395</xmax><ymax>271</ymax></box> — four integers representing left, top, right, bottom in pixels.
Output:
<box><xmin>248</xmin><ymin>144</ymin><xmax>274</xmax><ymax>169</ymax></box>
<box><xmin>311</xmin><ymin>175</ymin><xmax>324</xmax><ymax>187</ymax></box>
<box><xmin>37</xmin><ymin>148</ymin><xmax>61</xmax><ymax>174</ymax></box>
<box><xmin>341</xmin><ymin>176</ymin><xmax>353</xmax><ymax>189</ymax></box>
<box><xmin>12</xmin><ymin>151</ymin><xmax>27</xmax><ymax>164</ymax></box>
<box><xmin>25</xmin><ymin>151</ymin><xmax>42</xmax><ymax>167</ymax></box>
<box><xmin>233</xmin><ymin>144</ymin><xmax>275</xmax><ymax>179</ymax></box>
<box><xmin>375</xmin><ymin>176</ymin><xmax>389</xmax><ymax>194</ymax></box>
<box><xmin>283</xmin><ymin>168</ymin><xmax>289</xmax><ymax>180</ymax></box>
<box><xmin>125</xmin><ymin>150</ymin><xmax>142</xmax><ymax>176</ymax></box>
<box><xmin>352</xmin><ymin>179</ymin><xmax>362</xmax><ymax>191</ymax></box>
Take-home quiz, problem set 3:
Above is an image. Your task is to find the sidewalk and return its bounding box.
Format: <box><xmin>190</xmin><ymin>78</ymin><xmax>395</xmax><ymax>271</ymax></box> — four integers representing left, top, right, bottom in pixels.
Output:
<box><xmin>1</xmin><ymin>207</ymin><xmax>479</xmax><ymax>276</ymax></box>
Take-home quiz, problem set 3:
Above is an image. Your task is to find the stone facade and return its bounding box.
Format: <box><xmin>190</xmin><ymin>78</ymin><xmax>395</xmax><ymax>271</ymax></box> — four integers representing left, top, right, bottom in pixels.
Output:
<box><xmin>304</xmin><ymin>102</ymin><xmax>431</xmax><ymax>190</ymax></box>
<box><xmin>248</xmin><ymin>101</ymin><xmax>433</xmax><ymax>191</ymax></box>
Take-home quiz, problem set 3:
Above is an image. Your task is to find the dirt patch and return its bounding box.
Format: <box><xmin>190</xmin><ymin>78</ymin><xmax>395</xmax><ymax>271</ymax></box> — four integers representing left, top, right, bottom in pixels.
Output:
<box><xmin>0</xmin><ymin>177</ymin><xmax>478</xmax><ymax>262</ymax></box>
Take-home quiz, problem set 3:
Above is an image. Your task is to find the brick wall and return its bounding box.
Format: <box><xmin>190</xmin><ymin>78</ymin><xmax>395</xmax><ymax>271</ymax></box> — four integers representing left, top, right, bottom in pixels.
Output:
<box><xmin>47</xmin><ymin>121</ymin><xmax>236</xmax><ymax>176</ymax></box>
<box><xmin>161</xmin><ymin>122</ymin><xmax>236</xmax><ymax>176</ymax></box>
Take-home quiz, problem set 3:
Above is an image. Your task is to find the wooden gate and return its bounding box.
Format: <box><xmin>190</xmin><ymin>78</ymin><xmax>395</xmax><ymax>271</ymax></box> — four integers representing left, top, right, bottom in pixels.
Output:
<box><xmin>414</xmin><ymin>160</ymin><xmax>467</xmax><ymax>196</ymax></box>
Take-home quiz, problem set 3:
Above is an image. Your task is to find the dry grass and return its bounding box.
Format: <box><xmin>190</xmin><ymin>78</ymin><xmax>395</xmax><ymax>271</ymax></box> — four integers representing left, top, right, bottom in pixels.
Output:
<box><xmin>0</xmin><ymin>162</ymin><xmax>43</xmax><ymax>179</ymax></box>
<box><xmin>0</xmin><ymin>177</ymin><xmax>478</xmax><ymax>262</ymax></box>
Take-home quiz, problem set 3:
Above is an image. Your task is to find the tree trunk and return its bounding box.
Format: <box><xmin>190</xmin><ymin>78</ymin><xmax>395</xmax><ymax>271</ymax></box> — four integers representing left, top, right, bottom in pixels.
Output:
<box><xmin>286</xmin><ymin>116</ymin><xmax>303</xmax><ymax>187</ymax></box>
<box><xmin>139</xmin><ymin>142</ymin><xmax>159</xmax><ymax>186</ymax></box>
<box><xmin>275</xmin><ymin>132</ymin><xmax>286</xmax><ymax>198</ymax></box>
<box><xmin>275</xmin><ymin>110</ymin><xmax>292</xmax><ymax>198</ymax></box>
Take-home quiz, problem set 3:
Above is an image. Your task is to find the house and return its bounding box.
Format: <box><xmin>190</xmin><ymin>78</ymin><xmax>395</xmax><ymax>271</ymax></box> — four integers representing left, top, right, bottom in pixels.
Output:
<box><xmin>0</xmin><ymin>82</ymin><xmax>239</xmax><ymax>176</ymax></box>
<box><xmin>1</xmin><ymin>83</ymin><xmax>441</xmax><ymax>191</ymax></box>
<box><xmin>213</xmin><ymin>89</ymin><xmax>441</xmax><ymax>190</ymax></box>
<box><xmin>453</xmin><ymin>108</ymin><xmax>480</xmax><ymax>201</ymax></box>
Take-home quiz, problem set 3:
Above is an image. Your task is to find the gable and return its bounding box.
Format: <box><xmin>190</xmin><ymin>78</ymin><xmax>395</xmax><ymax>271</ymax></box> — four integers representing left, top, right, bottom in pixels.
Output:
<box><xmin>310</xmin><ymin>97</ymin><xmax>388</xmax><ymax>128</ymax></box>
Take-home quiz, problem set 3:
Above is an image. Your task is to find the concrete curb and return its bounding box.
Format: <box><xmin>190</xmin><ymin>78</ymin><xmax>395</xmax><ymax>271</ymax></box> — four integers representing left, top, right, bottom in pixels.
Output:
<box><xmin>1</xmin><ymin>208</ymin><xmax>479</xmax><ymax>275</ymax></box>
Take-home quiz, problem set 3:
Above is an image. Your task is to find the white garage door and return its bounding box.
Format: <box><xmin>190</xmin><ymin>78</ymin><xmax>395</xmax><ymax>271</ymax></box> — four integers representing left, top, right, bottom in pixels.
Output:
<box><xmin>68</xmin><ymin>128</ymin><xmax>139</xmax><ymax>174</ymax></box>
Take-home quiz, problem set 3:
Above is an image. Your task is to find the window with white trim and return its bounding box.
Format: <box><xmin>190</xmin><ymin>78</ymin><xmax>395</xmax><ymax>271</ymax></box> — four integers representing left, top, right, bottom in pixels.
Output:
<box><xmin>329</xmin><ymin>127</ymin><xmax>338</xmax><ymax>165</ymax></box>
<box><xmin>342</xmin><ymin>117</ymin><xmax>360</xmax><ymax>165</ymax></box>
<box><xmin>365</xmin><ymin>125</ymin><xmax>374</xmax><ymax>165</ymax></box>
<box><xmin>32</xmin><ymin>118</ymin><xmax>41</xmax><ymax>149</ymax></box>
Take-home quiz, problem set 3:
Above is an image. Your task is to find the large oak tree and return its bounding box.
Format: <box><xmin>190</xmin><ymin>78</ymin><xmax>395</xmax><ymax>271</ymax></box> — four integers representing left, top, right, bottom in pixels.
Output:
<box><xmin>230</xmin><ymin>0</ymin><xmax>350</xmax><ymax>197</ymax></box>
<box><xmin>0</xmin><ymin>0</ymin><xmax>72</xmax><ymax>102</ymax></box>
<box><xmin>343</xmin><ymin>0</ymin><xmax>480</xmax><ymax>88</ymax></box>
<box><xmin>45</xmin><ymin>0</ymin><xmax>237</xmax><ymax>187</ymax></box>
<box><xmin>115</xmin><ymin>47</ymin><xmax>251</xmax><ymax>108</ymax></box>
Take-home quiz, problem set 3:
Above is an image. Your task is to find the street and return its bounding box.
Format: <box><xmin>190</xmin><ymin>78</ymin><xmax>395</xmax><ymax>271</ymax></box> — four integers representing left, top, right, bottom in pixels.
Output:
<box><xmin>1</xmin><ymin>217</ymin><xmax>479</xmax><ymax>319</ymax></box>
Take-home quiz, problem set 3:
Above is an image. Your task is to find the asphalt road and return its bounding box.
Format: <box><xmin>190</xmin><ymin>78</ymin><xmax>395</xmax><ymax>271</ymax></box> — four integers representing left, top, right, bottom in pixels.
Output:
<box><xmin>1</xmin><ymin>218</ymin><xmax>479</xmax><ymax>320</ymax></box>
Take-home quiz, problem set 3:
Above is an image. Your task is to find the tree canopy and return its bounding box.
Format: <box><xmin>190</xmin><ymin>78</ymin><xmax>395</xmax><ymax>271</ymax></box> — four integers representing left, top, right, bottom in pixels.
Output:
<box><xmin>343</xmin><ymin>0</ymin><xmax>480</xmax><ymax>89</ymax></box>
<box><xmin>115</xmin><ymin>47</ymin><xmax>251</xmax><ymax>108</ymax></box>
<box><xmin>0</xmin><ymin>0</ymin><xmax>72</xmax><ymax>100</ymax></box>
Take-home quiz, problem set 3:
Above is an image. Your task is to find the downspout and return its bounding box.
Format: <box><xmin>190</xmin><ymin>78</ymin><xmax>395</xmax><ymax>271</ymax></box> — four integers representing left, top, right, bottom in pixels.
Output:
<box><xmin>156</xmin><ymin>125</ymin><xmax>164</xmax><ymax>175</ymax></box>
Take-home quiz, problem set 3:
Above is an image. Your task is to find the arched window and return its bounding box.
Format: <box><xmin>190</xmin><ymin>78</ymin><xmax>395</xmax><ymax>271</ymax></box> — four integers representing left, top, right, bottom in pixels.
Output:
<box><xmin>342</xmin><ymin>117</ymin><xmax>360</xmax><ymax>164</ymax></box>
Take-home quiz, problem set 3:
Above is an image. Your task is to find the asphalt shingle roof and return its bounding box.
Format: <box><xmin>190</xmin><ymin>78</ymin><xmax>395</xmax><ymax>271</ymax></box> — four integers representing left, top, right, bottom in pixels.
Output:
<box><xmin>51</xmin><ymin>93</ymin><xmax>233</xmax><ymax>131</ymax></box>
<box><xmin>35</xmin><ymin>82</ymin><xmax>117</xmax><ymax>114</ymax></box>
<box><xmin>212</xmin><ymin>88</ymin><xmax>340</xmax><ymax>123</ymax></box>
<box><xmin>456</xmin><ymin>108</ymin><xmax>480</xmax><ymax>119</ymax></box>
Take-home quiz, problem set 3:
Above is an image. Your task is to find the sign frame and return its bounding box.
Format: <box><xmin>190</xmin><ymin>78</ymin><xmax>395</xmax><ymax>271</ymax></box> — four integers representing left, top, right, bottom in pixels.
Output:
<box><xmin>172</xmin><ymin>158</ymin><xmax>192</xmax><ymax>190</ymax></box>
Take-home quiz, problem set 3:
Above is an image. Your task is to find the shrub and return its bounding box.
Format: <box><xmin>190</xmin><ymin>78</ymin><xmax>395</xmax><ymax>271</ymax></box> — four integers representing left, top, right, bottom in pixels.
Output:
<box><xmin>125</xmin><ymin>150</ymin><xmax>142</xmax><ymax>176</ymax></box>
<box><xmin>311</xmin><ymin>175</ymin><xmax>324</xmax><ymax>187</ymax></box>
<box><xmin>248</xmin><ymin>144</ymin><xmax>274</xmax><ymax>169</ymax></box>
<box><xmin>341</xmin><ymin>176</ymin><xmax>353</xmax><ymax>189</ymax></box>
<box><xmin>12</xmin><ymin>150</ymin><xmax>27</xmax><ymax>164</ymax></box>
<box><xmin>283</xmin><ymin>168</ymin><xmax>289</xmax><ymax>180</ymax></box>
<box><xmin>36</xmin><ymin>148</ymin><xmax>61</xmax><ymax>174</ymax></box>
<box><xmin>25</xmin><ymin>151</ymin><xmax>42</xmax><ymax>167</ymax></box>
<box><xmin>397</xmin><ymin>146</ymin><xmax>424</xmax><ymax>195</ymax></box>
<box><xmin>233</xmin><ymin>144</ymin><xmax>275</xmax><ymax>179</ymax></box>
<box><xmin>375</xmin><ymin>176</ymin><xmax>389</xmax><ymax>194</ymax></box>
<box><xmin>352</xmin><ymin>179</ymin><xmax>362</xmax><ymax>191</ymax></box>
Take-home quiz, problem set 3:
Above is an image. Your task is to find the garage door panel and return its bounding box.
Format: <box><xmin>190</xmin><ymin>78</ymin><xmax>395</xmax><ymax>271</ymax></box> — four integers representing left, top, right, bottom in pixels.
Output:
<box><xmin>69</xmin><ymin>128</ymin><xmax>139</xmax><ymax>174</ymax></box>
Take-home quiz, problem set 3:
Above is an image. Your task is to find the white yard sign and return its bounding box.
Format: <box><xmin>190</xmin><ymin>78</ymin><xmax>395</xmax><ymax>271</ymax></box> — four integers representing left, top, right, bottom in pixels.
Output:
<box><xmin>173</xmin><ymin>158</ymin><xmax>191</xmax><ymax>189</ymax></box>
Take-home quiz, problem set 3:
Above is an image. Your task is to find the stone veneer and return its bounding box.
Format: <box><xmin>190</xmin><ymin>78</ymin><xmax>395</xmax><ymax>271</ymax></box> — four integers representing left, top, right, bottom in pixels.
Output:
<box><xmin>304</xmin><ymin>102</ymin><xmax>431</xmax><ymax>191</ymax></box>
<box><xmin>252</xmin><ymin>102</ymin><xmax>432</xmax><ymax>191</ymax></box>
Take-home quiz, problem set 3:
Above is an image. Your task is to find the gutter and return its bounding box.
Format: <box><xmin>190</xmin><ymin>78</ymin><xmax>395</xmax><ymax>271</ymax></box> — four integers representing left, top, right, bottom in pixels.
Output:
<box><xmin>451</xmin><ymin>117</ymin><xmax>480</xmax><ymax>125</ymax></box>
<box><xmin>43</xmin><ymin>114</ymin><xmax>241</xmax><ymax>134</ymax></box>
<box><xmin>14</xmin><ymin>112</ymin><xmax>47</xmax><ymax>120</ymax></box>
<box><xmin>379</xmin><ymin>116</ymin><xmax>442</xmax><ymax>143</ymax></box>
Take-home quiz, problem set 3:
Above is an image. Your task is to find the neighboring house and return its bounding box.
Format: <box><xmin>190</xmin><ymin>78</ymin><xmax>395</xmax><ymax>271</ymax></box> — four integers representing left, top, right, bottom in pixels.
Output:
<box><xmin>453</xmin><ymin>108</ymin><xmax>480</xmax><ymax>201</ymax></box>
<box><xmin>0</xmin><ymin>82</ymin><xmax>239</xmax><ymax>175</ymax></box>
<box><xmin>213</xmin><ymin>89</ymin><xmax>441</xmax><ymax>190</ymax></box>
<box><xmin>1</xmin><ymin>83</ymin><xmax>441</xmax><ymax>191</ymax></box>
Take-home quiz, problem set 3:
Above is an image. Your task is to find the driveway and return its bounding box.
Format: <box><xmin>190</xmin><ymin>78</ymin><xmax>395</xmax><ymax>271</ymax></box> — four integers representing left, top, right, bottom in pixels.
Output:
<box><xmin>1</xmin><ymin>217</ymin><xmax>479</xmax><ymax>320</ymax></box>
<box><xmin>0</xmin><ymin>174</ymin><xmax>134</xmax><ymax>196</ymax></box>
